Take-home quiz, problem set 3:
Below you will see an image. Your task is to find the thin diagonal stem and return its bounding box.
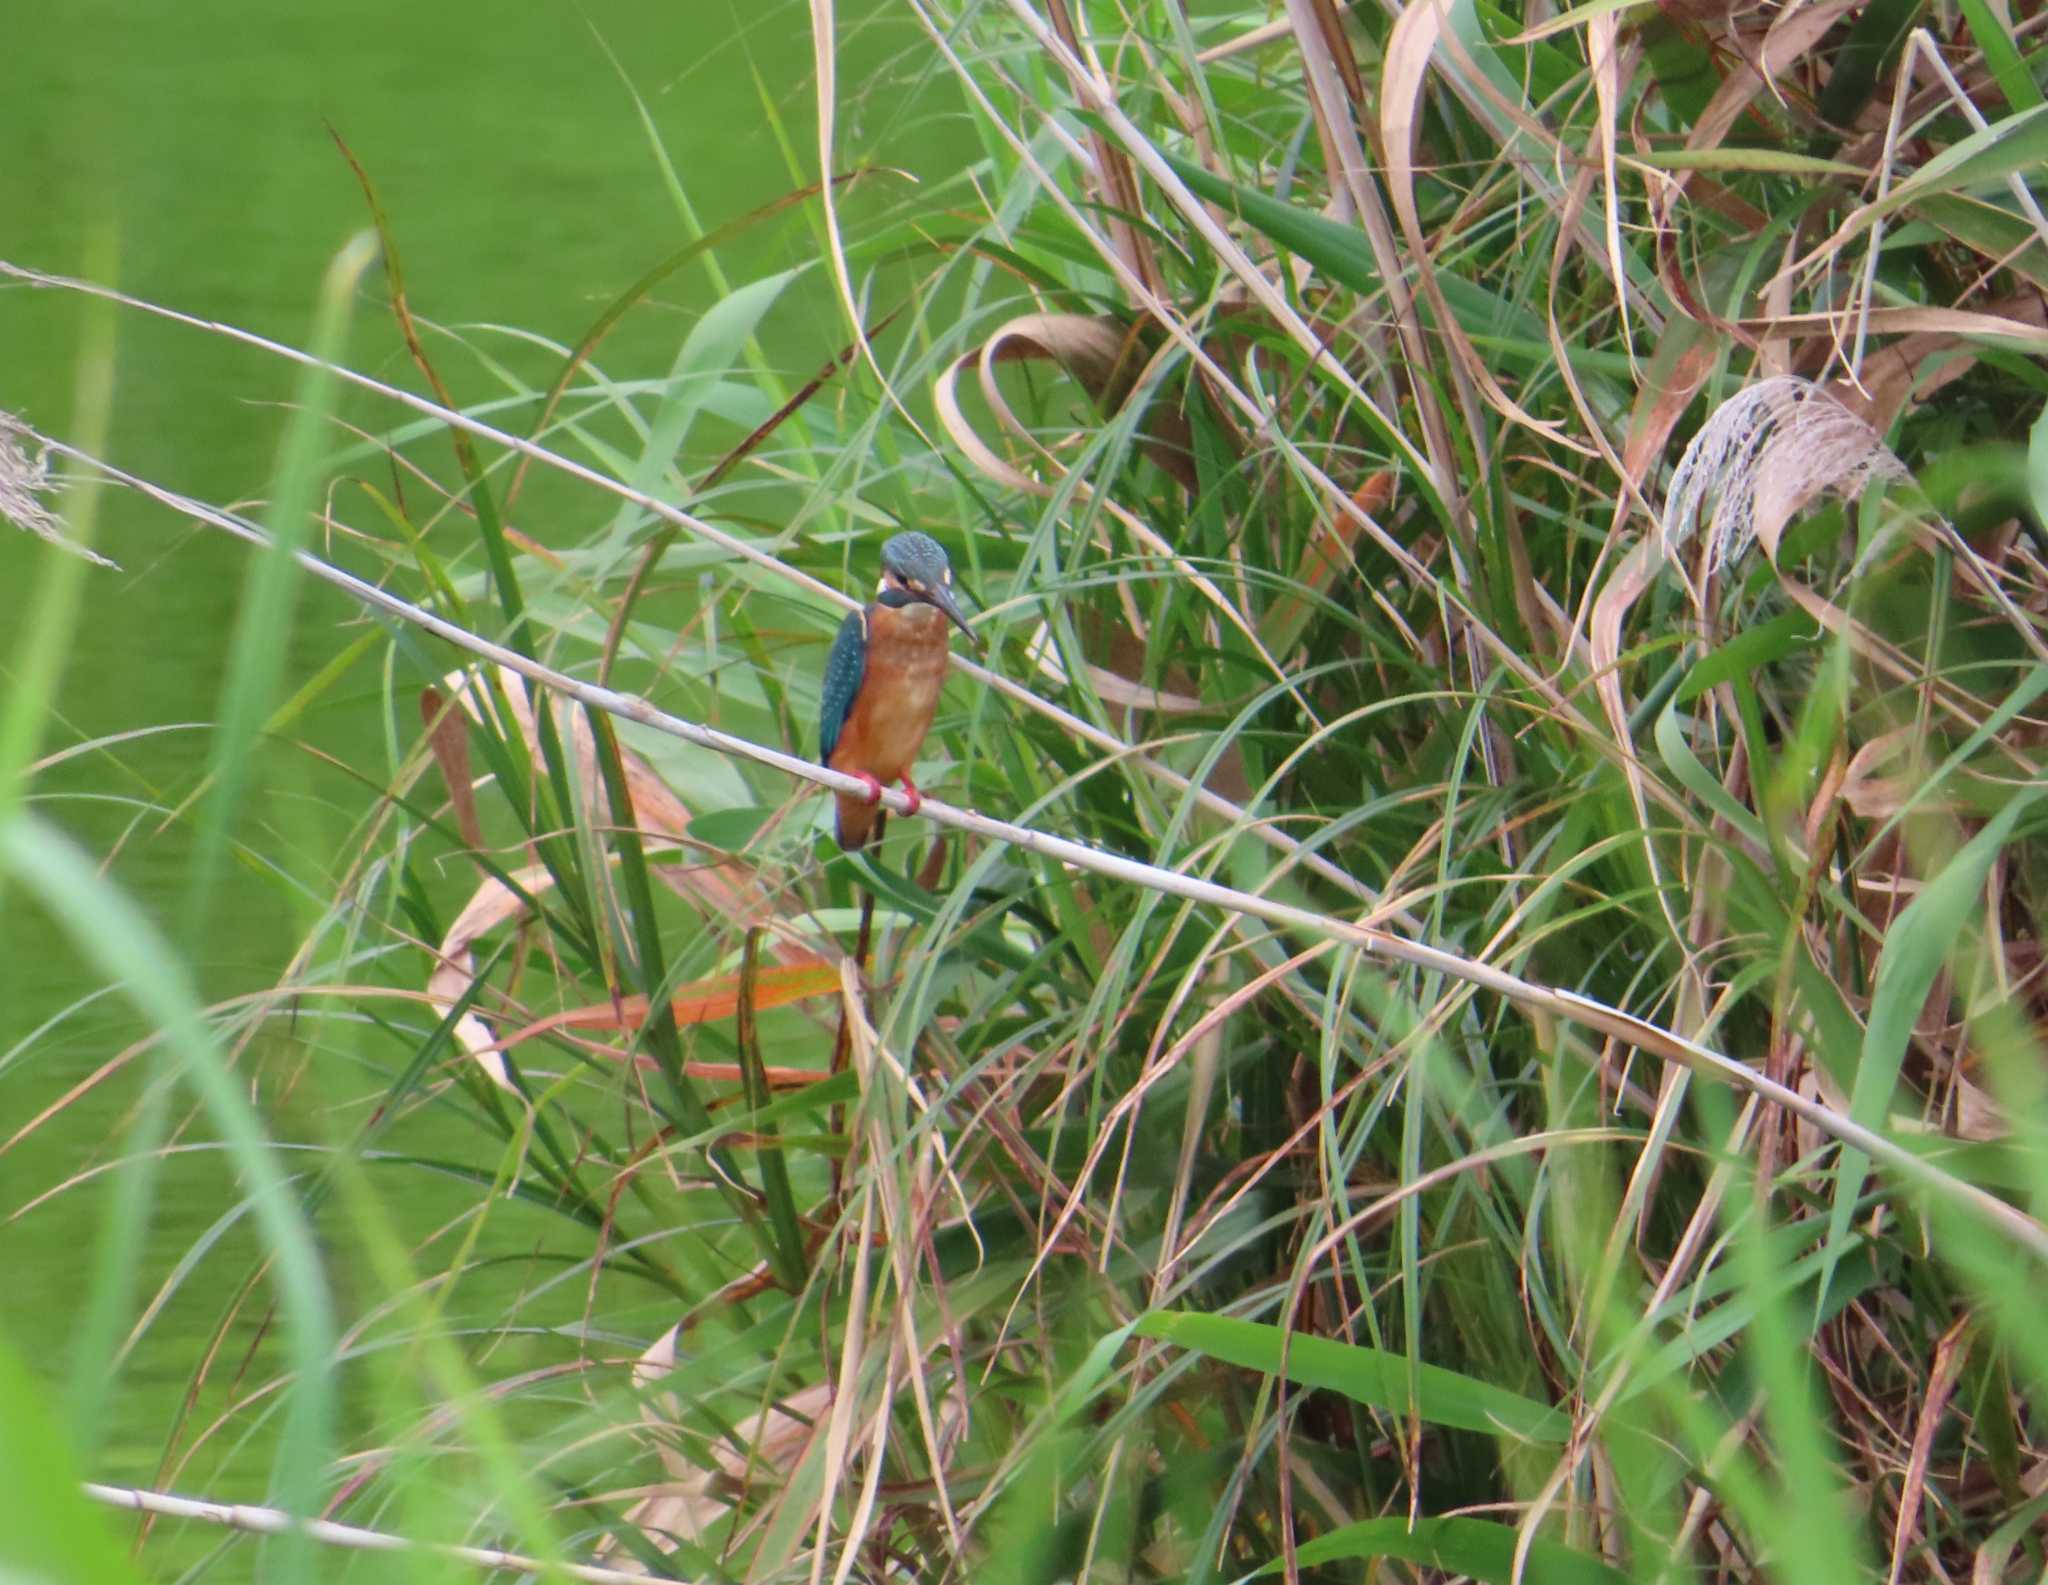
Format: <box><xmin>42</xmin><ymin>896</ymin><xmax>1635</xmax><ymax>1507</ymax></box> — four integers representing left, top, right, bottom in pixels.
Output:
<box><xmin>36</xmin><ymin>432</ymin><xmax>2048</xmax><ymax>1269</ymax></box>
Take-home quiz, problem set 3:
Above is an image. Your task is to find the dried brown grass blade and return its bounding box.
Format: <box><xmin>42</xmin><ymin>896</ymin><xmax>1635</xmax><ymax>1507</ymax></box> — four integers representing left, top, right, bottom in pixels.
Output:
<box><xmin>1841</xmin><ymin>727</ymin><xmax>1946</xmax><ymax>821</ymax></box>
<box><xmin>1259</xmin><ymin>469</ymin><xmax>1395</xmax><ymax>656</ymax></box>
<box><xmin>427</xmin><ymin>862</ymin><xmax>549</xmax><ymax>1091</ymax></box>
<box><xmin>933</xmin><ymin>314</ymin><xmax>1316</xmax><ymax>717</ymax></box>
<box><xmin>439</xmin><ymin>664</ymin><xmax>774</xmax><ymax>924</ymax></box>
<box><xmin>1587</xmin><ymin>12</ymin><xmax>1629</xmax><ymax>346</ymax></box>
<box><xmin>1041</xmin><ymin>0</ymin><xmax>1165</xmax><ymax>300</ymax></box>
<box><xmin>1886</xmin><ymin>1314</ymin><xmax>1973</xmax><ymax>1585</ymax></box>
<box><xmin>420</xmin><ymin>685</ymin><xmax>484</xmax><ymax>851</ymax></box>
<box><xmin>933</xmin><ymin>311</ymin><xmax>1193</xmax><ymax>486</ymax></box>
<box><xmin>601</xmin><ymin>1324</ymin><xmax>834</xmax><ymax>1569</ymax></box>
<box><xmin>1378</xmin><ymin>0</ymin><xmax>1583</xmax><ymax>449</ymax></box>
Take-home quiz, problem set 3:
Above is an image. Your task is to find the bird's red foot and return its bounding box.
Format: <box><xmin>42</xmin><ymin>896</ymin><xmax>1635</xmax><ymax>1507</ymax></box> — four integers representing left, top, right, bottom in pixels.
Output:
<box><xmin>897</xmin><ymin>774</ymin><xmax>923</xmax><ymax>817</ymax></box>
<box><xmin>851</xmin><ymin>771</ymin><xmax>884</xmax><ymax>806</ymax></box>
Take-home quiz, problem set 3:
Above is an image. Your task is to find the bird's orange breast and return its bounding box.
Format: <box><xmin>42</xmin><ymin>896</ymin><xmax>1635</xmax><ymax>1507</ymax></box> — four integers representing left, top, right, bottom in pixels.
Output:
<box><xmin>826</xmin><ymin>601</ymin><xmax>953</xmax><ymax>785</ymax></box>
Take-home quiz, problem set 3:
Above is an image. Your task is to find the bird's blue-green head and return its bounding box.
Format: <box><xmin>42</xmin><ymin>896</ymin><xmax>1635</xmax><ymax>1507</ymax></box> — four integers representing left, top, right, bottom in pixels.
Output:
<box><xmin>878</xmin><ymin>531</ymin><xmax>980</xmax><ymax>647</ymax></box>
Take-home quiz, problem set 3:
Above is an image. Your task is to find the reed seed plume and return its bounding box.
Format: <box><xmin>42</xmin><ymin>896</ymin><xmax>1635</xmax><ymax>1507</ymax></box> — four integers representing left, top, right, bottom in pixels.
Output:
<box><xmin>0</xmin><ymin>410</ymin><xmax>116</xmax><ymax>568</ymax></box>
<box><xmin>1661</xmin><ymin>375</ymin><xmax>1906</xmax><ymax>577</ymax></box>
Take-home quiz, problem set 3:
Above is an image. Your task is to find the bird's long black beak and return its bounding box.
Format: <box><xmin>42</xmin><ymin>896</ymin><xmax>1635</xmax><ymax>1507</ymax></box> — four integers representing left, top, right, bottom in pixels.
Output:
<box><xmin>924</xmin><ymin>582</ymin><xmax>983</xmax><ymax>650</ymax></box>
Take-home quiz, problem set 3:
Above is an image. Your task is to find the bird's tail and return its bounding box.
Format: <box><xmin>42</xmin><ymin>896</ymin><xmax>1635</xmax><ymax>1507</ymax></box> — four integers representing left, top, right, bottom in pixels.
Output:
<box><xmin>834</xmin><ymin>793</ymin><xmax>886</xmax><ymax>852</ymax></box>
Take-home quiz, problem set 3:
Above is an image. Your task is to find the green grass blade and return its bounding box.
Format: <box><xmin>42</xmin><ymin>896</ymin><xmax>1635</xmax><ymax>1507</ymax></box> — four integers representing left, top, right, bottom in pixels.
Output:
<box><xmin>186</xmin><ymin>230</ymin><xmax>375</xmax><ymax>935</ymax></box>
<box><xmin>4</xmin><ymin>813</ymin><xmax>335</xmax><ymax>1583</ymax></box>
<box><xmin>1825</xmin><ymin>785</ymin><xmax>2048</xmax><ymax>1306</ymax></box>
<box><xmin>0</xmin><ymin>1338</ymin><xmax>141</xmax><ymax>1585</ymax></box>
<box><xmin>1135</xmin><ymin>1312</ymin><xmax>1568</xmax><ymax>1442</ymax></box>
<box><xmin>1265</xmin><ymin>1516</ymin><xmax>1629</xmax><ymax>1584</ymax></box>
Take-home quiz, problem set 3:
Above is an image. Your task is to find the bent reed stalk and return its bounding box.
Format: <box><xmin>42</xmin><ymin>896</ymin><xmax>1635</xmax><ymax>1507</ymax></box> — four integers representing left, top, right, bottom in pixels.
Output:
<box><xmin>81</xmin><ymin>1482</ymin><xmax>680</xmax><ymax>1585</ymax></box>
<box><xmin>21</xmin><ymin>422</ymin><xmax>2047</xmax><ymax>1269</ymax></box>
<box><xmin>0</xmin><ymin>258</ymin><xmax>1397</xmax><ymax>919</ymax></box>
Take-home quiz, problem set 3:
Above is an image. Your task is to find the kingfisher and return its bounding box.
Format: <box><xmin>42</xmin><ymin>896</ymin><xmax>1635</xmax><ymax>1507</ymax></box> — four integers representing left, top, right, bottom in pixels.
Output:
<box><xmin>819</xmin><ymin>531</ymin><xmax>980</xmax><ymax>850</ymax></box>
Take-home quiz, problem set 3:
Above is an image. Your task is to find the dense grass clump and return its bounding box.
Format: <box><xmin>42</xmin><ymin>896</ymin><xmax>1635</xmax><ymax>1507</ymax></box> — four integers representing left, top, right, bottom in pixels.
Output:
<box><xmin>6</xmin><ymin>2</ymin><xmax>2048</xmax><ymax>1582</ymax></box>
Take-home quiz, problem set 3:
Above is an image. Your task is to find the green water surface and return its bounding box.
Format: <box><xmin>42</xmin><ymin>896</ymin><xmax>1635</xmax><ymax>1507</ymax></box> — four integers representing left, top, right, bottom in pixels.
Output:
<box><xmin>0</xmin><ymin>0</ymin><xmax>964</xmax><ymax>1557</ymax></box>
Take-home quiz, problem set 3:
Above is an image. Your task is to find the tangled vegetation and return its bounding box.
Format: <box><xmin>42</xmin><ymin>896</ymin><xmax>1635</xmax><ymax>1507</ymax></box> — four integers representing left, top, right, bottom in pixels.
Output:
<box><xmin>6</xmin><ymin>1</ymin><xmax>2048</xmax><ymax>1582</ymax></box>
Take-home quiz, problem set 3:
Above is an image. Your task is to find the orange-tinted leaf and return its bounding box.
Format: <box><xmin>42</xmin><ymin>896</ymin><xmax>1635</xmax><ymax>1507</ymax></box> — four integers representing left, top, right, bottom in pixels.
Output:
<box><xmin>505</xmin><ymin>960</ymin><xmax>841</xmax><ymax>1047</ymax></box>
<box><xmin>668</xmin><ymin>961</ymin><xmax>842</xmax><ymax>1025</ymax></box>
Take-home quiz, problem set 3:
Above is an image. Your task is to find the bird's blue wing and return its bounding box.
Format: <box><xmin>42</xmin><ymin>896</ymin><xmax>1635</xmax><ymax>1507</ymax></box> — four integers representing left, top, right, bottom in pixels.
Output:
<box><xmin>819</xmin><ymin>608</ymin><xmax>868</xmax><ymax>764</ymax></box>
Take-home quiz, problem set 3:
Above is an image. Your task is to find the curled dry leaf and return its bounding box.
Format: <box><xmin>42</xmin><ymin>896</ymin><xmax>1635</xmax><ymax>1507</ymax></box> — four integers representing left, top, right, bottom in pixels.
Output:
<box><xmin>427</xmin><ymin>862</ymin><xmax>553</xmax><ymax>1092</ymax></box>
<box><xmin>1585</xmin><ymin>532</ymin><xmax>1680</xmax><ymax>856</ymax></box>
<box><xmin>1742</xmin><ymin>302</ymin><xmax>2048</xmax><ymax>350</ymax></box>
<box><xmin>1841</xmin><ymin>726</ymin><xmax>1950</xmax><ymax>820</ymax></box>
<box><xmin>1379</xmin><ymin>1</ymin><xmax>1584</xmax><ymax>449</ymax></box>
<box><xmin>932</xmin><ymin>311</ymin><xmax>1194</xmax><ymax>490</ymax></box>
<box><xmin>1830</xmin><ymin>295</ymin><xmax>2048</xmax><ymax>435</ymax></box>
<box><xmin>1678</xmin><ymin>0</ymin><xmax>1860</xmax><ymax>175</ymax></box>
<box><xmin>934</xmin><ymin>313</ymin><xmax>1315</xmax><ymax>716</ymax></box>
<box><xmin>1589</xmin><ymin>377</ymin><xmax>1904</xmax><ymax>956</ymax></box>
<box><xmin>1621</xmin><ymin>320</ymin><xmax>1719</xmax><ymax>500</ymax></box>
<box><xmin>423</xmin><ymin>666</ymin><xmax>802</xmax><ymax>1093</ymax></box>
<box><xmin>440</xmin><ymin>664</ymin><xmax>689</xmax><ymax>840</ymax></box>
<box><xmin>1020</xmin><ymin>606</ymin><xmax>1206</xmax><ymax>716</ymax></box>
<box><xmin>1580</xmin><ymin>317</ymin><xmax>1721</xmax><ymax>780</ymax></box>
<box><xmin>1587</xmin><ymin>12</ymin><xmax>1626</xmax><ymax>336</ymax></box>
<box><xmin>437</xmin><ymin>664</ymin><xmax>776</xmax><ymax>925</ymax></box>
<box><xmin>597</xmin><ymin>1321</ymin><xmax>834</xmax><ymax>1567</ymax></box>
